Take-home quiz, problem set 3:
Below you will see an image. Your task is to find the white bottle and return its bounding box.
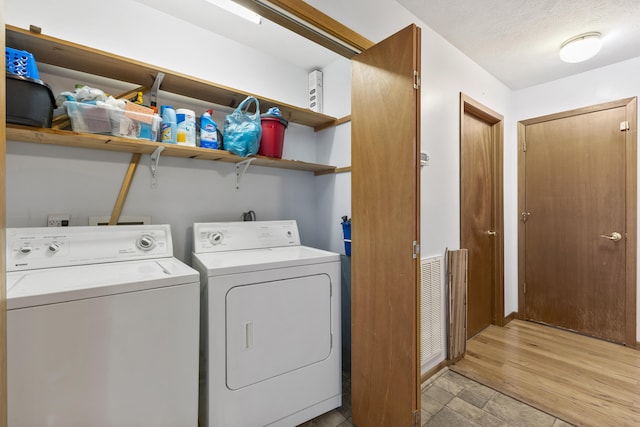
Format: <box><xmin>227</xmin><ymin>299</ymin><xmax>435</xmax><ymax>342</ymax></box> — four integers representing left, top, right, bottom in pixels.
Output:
<box><xmin>176</xmin><ymin>108</ymin><xmax>196</xmax><ymax>146</ymax></box>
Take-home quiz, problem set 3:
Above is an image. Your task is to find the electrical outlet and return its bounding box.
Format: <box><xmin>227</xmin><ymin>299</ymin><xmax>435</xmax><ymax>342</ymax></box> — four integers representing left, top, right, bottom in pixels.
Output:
<box><xmin>48</xmin><ymin>214</ymin><xmax>70</xmax><ymax>227</ymax></box>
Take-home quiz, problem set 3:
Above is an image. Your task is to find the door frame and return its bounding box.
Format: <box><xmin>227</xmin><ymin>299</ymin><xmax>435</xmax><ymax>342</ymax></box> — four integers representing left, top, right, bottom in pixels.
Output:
<box><xmin>459</xmin><ymin>94</ymin><xmax>505</xmax><ymax>328</ymax></box>
<box><xmin>1</xmin><ymin>0</ymin><xmax>7</xmax><ymax>423</ymax></box>
<box><xmin>517</xmin><ymin>97</ymin><xmax>637</xmax><ymax>347</ymax></box>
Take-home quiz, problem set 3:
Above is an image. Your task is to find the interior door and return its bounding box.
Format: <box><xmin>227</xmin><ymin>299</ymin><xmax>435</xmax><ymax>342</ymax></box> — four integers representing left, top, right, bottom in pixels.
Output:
<box><xmin>351</xmin><ymin>24</ymin><xmax>421</xmax><ymax>426</ymax></box>
<box><xmin>460</xmin><ymin>96</ymin><xmax>504</xmax><ymax>339</ymax></box>
<box><xmin>523</xmin><ymin>101</ymin><xmax>636</xmax><ymax>344</ymax></box>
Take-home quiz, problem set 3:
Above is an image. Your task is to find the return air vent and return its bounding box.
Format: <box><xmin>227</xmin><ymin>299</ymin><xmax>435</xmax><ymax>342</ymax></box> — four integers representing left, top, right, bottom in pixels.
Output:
<box><xmin>420</xmin><ymin>255</ymin><xmax>444</xmax><ymax>366</ymax></box>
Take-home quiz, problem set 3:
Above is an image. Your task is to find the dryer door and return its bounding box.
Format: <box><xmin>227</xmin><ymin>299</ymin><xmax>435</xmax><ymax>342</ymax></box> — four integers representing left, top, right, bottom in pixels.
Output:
<box><xmin>226</xmin><ymin>273</ymin><xmax>332</xmax><ymax>390</ymax></box>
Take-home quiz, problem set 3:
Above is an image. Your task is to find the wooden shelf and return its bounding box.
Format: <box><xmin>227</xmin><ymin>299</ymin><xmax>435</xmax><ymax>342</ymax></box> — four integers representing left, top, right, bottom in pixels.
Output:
<box><xmin>6</xmin><ymin>125</ymin><xmax>337</xmax><ymax>174</ymax></box>
<box><xmin>5</xmin><ymin>25</ymin><xmax>338</xmax><ymax>174</ymax></box>
<box><xmin>5</xmin><ymin>25</ymin><xmax>337</xmax><ymax>129</ymax></box>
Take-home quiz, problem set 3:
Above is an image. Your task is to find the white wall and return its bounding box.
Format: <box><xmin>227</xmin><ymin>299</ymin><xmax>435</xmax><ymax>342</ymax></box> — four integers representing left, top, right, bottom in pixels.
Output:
<box><xmin>513</xmin><ymin>57</ymin><xmax>640</xmax><ymax>119</ymax></box>
<box><xmin>315</xmin><ymin>57</ymin><xmax>352</xmax><ymax>254</ymax></box>
<box><xmin>513</xmin><ymin>56</ymin><xmax>640</xmax><ymax>341</ymax></box>
<box><xmin>5</xmin><ymin>0</ymin><xmax>344</xmax><ymax>263</ymax></box>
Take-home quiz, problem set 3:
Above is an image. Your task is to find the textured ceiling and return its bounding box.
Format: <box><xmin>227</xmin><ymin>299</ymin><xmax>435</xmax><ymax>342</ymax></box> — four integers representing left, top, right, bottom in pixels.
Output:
<box><xmin>137</xmin><ymin>0</ymin><xmax>640</xmax><ymax>90</ymax></box>
<box><xmin>396</xmin><ymin>0</ymin><xmax>640</xmax><ymax>89</ymax></box>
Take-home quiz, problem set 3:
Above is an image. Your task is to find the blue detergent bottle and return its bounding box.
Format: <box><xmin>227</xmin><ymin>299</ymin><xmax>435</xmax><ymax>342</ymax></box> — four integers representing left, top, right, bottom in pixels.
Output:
<box><xmin>160</xmin><ymin>105</ymin><xmax>177</xmax><ymax>143</ymax></box>
<box><xmin>200</xmin><ymin>109</ymin><xmax>219</xmax><ymax>149</ymax></box>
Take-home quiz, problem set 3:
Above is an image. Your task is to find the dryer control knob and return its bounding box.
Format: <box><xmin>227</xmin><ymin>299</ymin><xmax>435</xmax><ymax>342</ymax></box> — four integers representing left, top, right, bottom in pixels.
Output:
<box><xmin>19</xmin><ymin>245</ymin><xmax>32</xmax><ymax>255</ymax></box>
<box><xmin>137</xmin><ymin>235</ymin><xmax>156</xmax><ymax>251</ymax></box>
<box><xmin>209</xmin><ymin>232</ymin><xmax>223</xmax><ymax>245</ymax></box>
<box><xmin>48</xmin><ymin>242</ymin><xmax>61</xmax><ymax>253</ymax></box>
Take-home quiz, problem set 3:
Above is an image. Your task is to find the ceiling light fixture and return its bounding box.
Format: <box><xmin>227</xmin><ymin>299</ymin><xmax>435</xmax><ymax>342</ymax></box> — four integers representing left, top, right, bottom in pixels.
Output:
<box><xmin>559</xmin><ymin>32</ymin><xmax>602</xmax><ymax>63</ymax></box>
<box><xmin>205</xmin><ymin>0</ymin><xmax>262</xmax><ymax>24</ymax></box>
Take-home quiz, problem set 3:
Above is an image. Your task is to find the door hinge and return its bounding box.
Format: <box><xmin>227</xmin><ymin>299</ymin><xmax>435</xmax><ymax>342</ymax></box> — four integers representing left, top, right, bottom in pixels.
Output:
<box><xmin>620</xmin><ymin>121</ymin><xmax>630</xmax><ymax>131</ymax></box>
<box><xmin>413</xmin><ymin>410</ymin><xmax>421</xmax><ymax>427</ymax></box>
<box><xmin>413</xmin><ymin>241</ymin><xmax>420</xmax><ymax>259</ymax></box>
<box><xmin>523</xmin><ymin>139</ymin><xmax>527</xmax><ymax>152</ymax></box>
<box><xmin>524</xmin><ymin>282</ymin><xmax>527</xmax><ymax>294</ymax></box>
<box><xmin>413</xmin><ymin>70</ymin><xmax>420</xmax><ymax>90</ymax></box>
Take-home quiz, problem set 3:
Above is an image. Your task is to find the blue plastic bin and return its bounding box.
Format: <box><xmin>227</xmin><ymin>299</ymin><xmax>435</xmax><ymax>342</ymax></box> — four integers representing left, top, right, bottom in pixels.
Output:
<box><xmin>6</xmin><ymin>47</ymin><xmax>40</xmax><ymax>79</ymax></box>
<box><xmin>341</xmin><ymin>222</ymin><xmax>351</xmax><ymax>256</ymax></box>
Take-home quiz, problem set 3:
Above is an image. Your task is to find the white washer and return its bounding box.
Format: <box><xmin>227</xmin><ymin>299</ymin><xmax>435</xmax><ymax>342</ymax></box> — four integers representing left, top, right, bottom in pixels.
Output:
<box><xmin>6</xmin><ymin>225</ymin><xmax>200</xmax><ymax>427</ymax></box>
<box><xmin>192</xmin><ymin>220</ymin><xmax>341</xmax><ymax>427</ymax></box>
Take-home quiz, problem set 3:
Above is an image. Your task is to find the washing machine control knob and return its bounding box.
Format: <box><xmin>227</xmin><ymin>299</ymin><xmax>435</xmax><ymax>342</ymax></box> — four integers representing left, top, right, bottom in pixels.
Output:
<box><xmin>209</xmin><ymin>232</ymin><xmax>224</xmax><ymax>245</ymax></box>
<box><xmin>137</xmin><ymin>235</ymin><xmax>156</xmax><ymax>251</ymax></box>
<box><xmin>48</xmin><ymin>242</ymin><xmax>61</xmax><ymax>253</ymax></box>
<box><xmin>19</xmin><ymin>245</ymin><xmax>32</xmax><ymax>255</ymax></box>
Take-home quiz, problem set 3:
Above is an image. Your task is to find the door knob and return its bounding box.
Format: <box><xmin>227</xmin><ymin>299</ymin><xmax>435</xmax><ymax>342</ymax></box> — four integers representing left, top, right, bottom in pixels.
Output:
<box><xmin>486</xmin><ymin>230</ymin><xmax>497</xmax><ymax>236</ymax></box>
<box><xmin>600</xmin><ymin>232</ymin><xmax>622</xmax><ymax>242</ymax></box>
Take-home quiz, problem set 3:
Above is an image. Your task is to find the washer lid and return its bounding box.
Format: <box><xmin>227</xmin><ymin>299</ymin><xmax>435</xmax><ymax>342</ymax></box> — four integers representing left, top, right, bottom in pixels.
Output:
<box><xmin>192</xmin><ymin>245</ymin><xmax>339</xmax><ymax>276</ymax></box>
<box><xmin>6</xmin><ymin>258</ymin><xmax>199</xmax><ymax>310</ymax></box>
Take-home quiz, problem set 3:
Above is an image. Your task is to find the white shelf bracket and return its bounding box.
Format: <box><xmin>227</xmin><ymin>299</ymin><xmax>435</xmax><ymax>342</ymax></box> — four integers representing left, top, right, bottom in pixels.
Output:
<box><xmin>150</xmin><ymin>72</ymin><xmax>165</xmax><ymax>108</ymax></box>
<box><xmin>150</xmin><ymin>146</ymin><xmax>165</xmax><ymax>189</ymax></box>
<box><xmin>236</xmin><ymin>158</ymin><xmax>255</xmax><ymax>190</ymax></box>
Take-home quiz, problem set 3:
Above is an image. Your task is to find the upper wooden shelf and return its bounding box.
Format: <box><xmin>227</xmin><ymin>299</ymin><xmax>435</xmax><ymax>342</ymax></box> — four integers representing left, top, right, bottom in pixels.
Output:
<box><xmin>6</xmin><ymin>125</ymin><xmax>337</xmax><ymax>174</ymax></box>
<box><xmin>5</xmin><ymin>25</ymin><xmax>337</xmax><ymax>129</ymax></box>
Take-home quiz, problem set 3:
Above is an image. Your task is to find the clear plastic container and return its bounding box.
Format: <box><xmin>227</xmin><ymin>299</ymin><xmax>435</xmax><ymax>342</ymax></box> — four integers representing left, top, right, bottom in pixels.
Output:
<box><xmin>64</xmin><ymin>101</ymin><xmax>161</xmax><ymax>141</ymax></box>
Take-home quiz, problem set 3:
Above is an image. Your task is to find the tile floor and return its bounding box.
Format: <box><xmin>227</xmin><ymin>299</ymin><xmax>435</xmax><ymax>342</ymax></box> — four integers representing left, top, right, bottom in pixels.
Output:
<box><xmin>421</xmin><ymin>370</ymin><xmax>574</xmax><ymax>426</ymax></box>
<box><xmin>298</xmin><ymin>369</ymin><xmax>575</xmax><ymax>427</ymax></box>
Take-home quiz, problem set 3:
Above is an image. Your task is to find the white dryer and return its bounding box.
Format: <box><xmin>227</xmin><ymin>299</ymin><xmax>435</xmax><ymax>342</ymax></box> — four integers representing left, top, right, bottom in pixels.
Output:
<box><xmin>192</xmin><ymin>220</ymin><xmax>341</xmax><ymax>427</ymax></box>
<box><xmin>6</xmin><ymin>225</ymin><xmax>200</xmax><ymax>427</ymax></box>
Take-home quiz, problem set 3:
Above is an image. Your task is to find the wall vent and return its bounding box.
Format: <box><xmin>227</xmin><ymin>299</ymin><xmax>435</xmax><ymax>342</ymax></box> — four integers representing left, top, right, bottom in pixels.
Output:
<box><xmin>420</xmin><ymin>255</ymin><xmax>444</xmax><ymax>365</ymax></box>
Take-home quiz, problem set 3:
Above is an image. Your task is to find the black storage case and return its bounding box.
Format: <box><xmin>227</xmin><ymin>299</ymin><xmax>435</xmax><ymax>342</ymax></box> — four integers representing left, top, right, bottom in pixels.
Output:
<box><xmin>6</xmin><ymin>72</ymin><xmax>55</xmax><ymax>127</ymax></box>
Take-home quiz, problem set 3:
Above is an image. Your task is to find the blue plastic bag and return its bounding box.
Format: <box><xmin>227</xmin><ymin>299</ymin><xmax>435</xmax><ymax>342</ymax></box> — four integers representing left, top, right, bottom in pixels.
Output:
<box><xmin>223</xmin><ymin>96</ymin><xmax>261</xmax><ymax>157</ymax></box>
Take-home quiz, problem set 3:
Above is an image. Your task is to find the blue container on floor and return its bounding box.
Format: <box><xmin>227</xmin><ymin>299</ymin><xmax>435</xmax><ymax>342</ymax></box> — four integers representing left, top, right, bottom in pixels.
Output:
<box><xmin>341</xmin><ymin>222</ymin><xmax>351</xmax><ymax>256</ymax></box>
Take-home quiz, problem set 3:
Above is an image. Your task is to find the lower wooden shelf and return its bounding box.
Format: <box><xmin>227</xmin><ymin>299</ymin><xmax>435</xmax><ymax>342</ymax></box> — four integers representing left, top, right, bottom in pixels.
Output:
<box><xmin>6</xmin><ymin>125</ymin><xmax>337</xmax><ymax>174</ymax></box>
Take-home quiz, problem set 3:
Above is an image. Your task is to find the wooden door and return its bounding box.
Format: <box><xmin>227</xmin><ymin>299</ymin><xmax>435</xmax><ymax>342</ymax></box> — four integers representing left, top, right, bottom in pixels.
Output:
<box><xmin>521</xmin><ymin>99</ymin><xmax>637</xmax><ymax>344</ymax></box>
<box><xmin>1</xmin><ymin>1</ymin><xmax>7</xmax><ymax>424</ymax></box>
<box><xmin>351</xmin><ymin>24</ymin><xmax>421</xmax><ymax>426</ymax></box>
<box><xmin>460</xmin><ymin>95</ymin><xmax>504</xmax><ymax>339</ymax></box>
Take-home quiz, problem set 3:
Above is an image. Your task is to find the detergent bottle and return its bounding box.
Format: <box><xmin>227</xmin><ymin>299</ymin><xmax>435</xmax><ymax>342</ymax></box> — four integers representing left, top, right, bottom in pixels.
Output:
<box><xmin>199</xmin><ymin>109</ymin><xmax>219</xmax><ymax>149</ymax></box>
<box><xmin>160</xmin><ymin>105</ymin><xmax>177</xmax><ymax>143</ymax></box>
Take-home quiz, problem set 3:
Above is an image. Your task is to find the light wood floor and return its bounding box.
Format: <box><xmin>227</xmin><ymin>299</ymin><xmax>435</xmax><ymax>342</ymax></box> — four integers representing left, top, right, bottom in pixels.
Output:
<box><xmin>450</xmin><ymin>319</ymin><xmax>640</xmax><ymax>427</ymax></box>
